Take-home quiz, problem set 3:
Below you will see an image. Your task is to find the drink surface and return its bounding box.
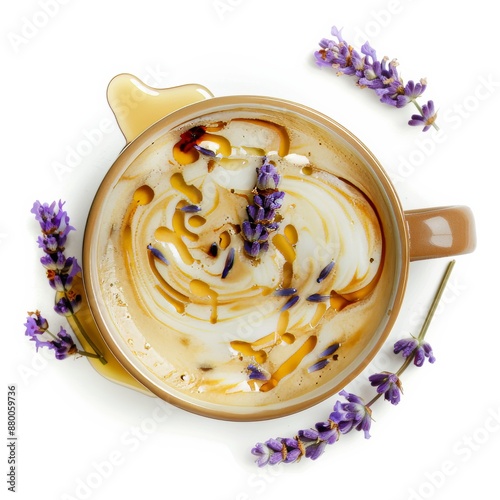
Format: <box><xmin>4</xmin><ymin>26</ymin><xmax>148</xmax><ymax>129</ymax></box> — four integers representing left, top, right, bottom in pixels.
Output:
<box><xmin>96</xmin><ymin>109</ymin><xmax>385</xmax><ymax>409</ymax></box>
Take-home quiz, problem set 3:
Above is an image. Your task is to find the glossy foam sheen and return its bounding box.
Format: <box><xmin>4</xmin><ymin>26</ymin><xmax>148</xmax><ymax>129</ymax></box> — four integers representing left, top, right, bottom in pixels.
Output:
<box><xmin>83</xmin><ymin>97</ymin><xmax>407</xmax><ymax>420</ymax></box>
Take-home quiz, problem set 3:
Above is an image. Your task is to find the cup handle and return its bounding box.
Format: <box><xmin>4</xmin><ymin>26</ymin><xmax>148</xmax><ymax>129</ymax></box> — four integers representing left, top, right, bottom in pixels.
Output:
<box><xmin>106</xmin><ymin>73</ymin><xmax>214</xmax><ymax>145</ymax></box>
<box><xmin>404</xmin><ymin>205</ymin><xmax>476</xmax><ymax>261</ymax></box>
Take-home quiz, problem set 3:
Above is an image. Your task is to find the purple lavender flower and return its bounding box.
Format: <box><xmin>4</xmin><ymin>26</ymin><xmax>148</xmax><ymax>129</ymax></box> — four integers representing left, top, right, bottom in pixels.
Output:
<box><xmin>368</xmin><ymin>372</ymin><xmax>403</xmax><ymax>405</ymax></box>
<box><xmin>315</xmin><ymin>26</ymin><xmax>437</xmax><ymax>131</ymax></box>
<box><xmin>251</xmin><ymin>392</ymin><xmax>368</xmax><ymax>467</ymax></box>
<box><xmin>24</xmin><ymin>311</ymin><xmax>49</xmax><ymax>336</ymax></box>
<box><xmin>330</xmin><ymin>390</ymin><xmax>372</xmax><ymax>439</ymax></box>
<box><xmin>242</xmin><ymin>221</ymin><xmax>268</xmax><ymax>244</ymax></box>
<box><xmin>408</xmin><ymin>100</ymin><xmax>438</xmax><ymax>132</ymax></box>
<box><xmin>243</xmin><ymin>240</ymin><xmax>269</xmax><ymax>258</ymax></box>
<box><xmin>48</xmin><ymin>327</ymin><xmax>78</xmax><ymax>360</ymax></box>
<box><xmin>298</xmin><ymin>420</ymin><xmax>340</xmax><ymax>460</ymax></box>
<box><xmin>281</xmin><ymin>438</ymin><xmax>302</xmax><ymax>464</ymax></box>
<box><xmin>251</xmin><ymin>438</ymin><xmax>285</xmax><ymax>467</ymax></box>
<box><xmin>258</xmin><ymin>191</ymin><xmax>285</xmax><ymax>211</ymax></box>
<box><xmin>31</xmin><ymin>201</ymin><xmax>83</xmax><ymax>315</ymax></box>
<box><xmin>415</xmin><ymin>342</ymin><xmax>436</xmax><ymax>366</ymax></box>
<box><xmin>247</xmin><ymin>193</ymin><xmax>285</xmax><ymax>224</ymax></box>
<box><xmin>27</xmin><ymin>200</ymin><xmax>107</xmax><ymax>364</ymax></box>
<box><xmin>251</xmin><ymin>437</ymin><xmax>303</xmax><ymax>467</ymax></box>
<box><xmin>394</xmin><ymin>337</ymin><xmax>435</xmax><ymax>366</ymax></box>
<box><xmin>46</xmin><ymin>256</ymin><xmax>81</xmax><ymax>292</ymax></box>
<box><xmin>242</xmin><ymin>157</ymin><xmax>285</xmax><ymax>258</ymax></box>
<box><xmin>393</xmin><ymin>337</ymin><xmax>418</xmax><ymax>357</ymax></box>
<box><xmin>24</xmin><ymin>313</ymin><xmax>77</xmax><ymax>360</ymax></box>
<box><xmin>54</xmin><ymin>291</ymin><xmax>82</xmax><ymax>316</ymax></box>
<box><xmin>251</xmin><ymin>416</ymin><xmax>340</xmax><ymax>466</ymax></box>
<box><xmin>403</xmin><ymin>79</ymin><xmax>427</xmax><ymax>101</ymax></box>
<box><xmin>256</xmin><ymin>162</ymin><xmax>281</xmax><ymax>191</ymax></box>
<box><xmin>31</xmin><ymin>200</ymin><xmax>73</xmax><ymax>235</ymax></box>
<box><xmin>247</xmin><ymin>364</ymin><xmax>268</xmax><ymax>381</ymax></box>
<box><xmin>40</xmin><ymin>252</ymin><xmax>66</xmax><ymax>270</ymax></box>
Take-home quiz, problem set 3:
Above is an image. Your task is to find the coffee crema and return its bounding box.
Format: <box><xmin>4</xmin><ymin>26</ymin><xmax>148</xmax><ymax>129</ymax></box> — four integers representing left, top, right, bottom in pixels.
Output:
<box><xmin>97</xmin><ymin>111</ymin><xmax>384</xmax><ymax>406</ymax></box>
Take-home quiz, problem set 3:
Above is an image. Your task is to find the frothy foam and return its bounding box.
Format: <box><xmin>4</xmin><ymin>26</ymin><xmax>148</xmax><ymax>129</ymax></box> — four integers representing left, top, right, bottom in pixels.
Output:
<box><xmin>95</xmin><ymin>109</ymin><xmax>387</xmax><ymax>410</ymax></box>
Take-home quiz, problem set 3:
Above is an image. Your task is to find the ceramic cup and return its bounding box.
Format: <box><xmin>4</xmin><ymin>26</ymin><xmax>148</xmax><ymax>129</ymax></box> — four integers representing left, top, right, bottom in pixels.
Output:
<box><xmin>81</xmin><ymin>74</ymin><xmax>476</xmax><ymax>421</ymax></box>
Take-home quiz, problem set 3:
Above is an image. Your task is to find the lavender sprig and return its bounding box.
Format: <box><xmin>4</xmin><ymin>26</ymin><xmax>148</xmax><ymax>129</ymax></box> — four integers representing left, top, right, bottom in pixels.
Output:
<box><xmin>24</xmin><ymin>310</ymin><xmax>101</xmax><ymax>360</ymax></box>
<box><xmin>314</xmin><ymin>26</ymin><xmax>438</xmax><ymax>132</ymax></box>
<box><xmin>27</xmin><ymin>201</ymin><xmax>106</xmax><ymax>363</ymax></box>
<box><xmin>251</xmin><ymin>260</ymin><xmax>455</xmax><ymax>466</ymax></box>
<box><xmin>242</xmin><ymin>157</ymin><xmax>285</xmax><ymax>258</ymax></box>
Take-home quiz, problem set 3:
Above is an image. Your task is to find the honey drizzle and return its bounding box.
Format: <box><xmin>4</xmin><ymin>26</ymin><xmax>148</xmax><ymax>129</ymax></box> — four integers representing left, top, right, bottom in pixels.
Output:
<box><xmin>273</xmin><ymin>234</ymin><xmax>296</xmax><ymax>262</ymax></box>
<box><xmin>189</xmin><ymin>279</ymin><xmax>218</xmax><ymax>324</ymax></box>
<box><xmin>114</xmin><ymin>112</ymin><xmax>384</xmax><ymax>396</ymax></box>
<box><xmin>259</xmin><ymin>335</ymin><xmax>318</xmax><ymax>392</ymax></box>
<box><xmin>310</xmin><ymin>302</ymin><xmax>327</xmax><ymax>327</ymax></box>
<box><xmin>154</xmin><ymin>226</ymin><xmax>194</xmax><ymax>266</ymax></box>
<box><xmin>230</xmin><ymin>340</ymin><xmax>267</xmax><ymax>364</ymax></box>
<box><xmin>120</xmin><ymin>185</ymin><xmax>155</xmax><ymax>309</ymax></box>
<box><xmin>232</xmin><ymin>118</ymin><xmax>291</xmax><ymax>157</ymax></box>
<box><xmin>170</xmin><ymin>173</ymin><xmax>202</xmax><ymax>203</ymax></box>
<box><xmin>199</xmin><ymin>133</ymin><xmax>232</xmax><ymax>156</ymax></box>
<box><xmin>172</xmin><ymin>210</ymin><xmax>199</xmax><ymax>242</ymax></box>
<box><xmin>147</xmin><ymin>252</ymin><xmax>189</xmax><ymax>314</ymax></box>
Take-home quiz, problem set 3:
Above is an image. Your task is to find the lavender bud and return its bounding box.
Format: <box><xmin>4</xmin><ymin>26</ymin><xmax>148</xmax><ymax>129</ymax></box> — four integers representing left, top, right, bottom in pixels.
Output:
<box><xmin>281</xmin><ymin>295</ymin><xmax>299</xmax><ymax>311</ymax></box>
<box><xmin>317</xmin><ymin>261</ymin><xmax>335</xmax><ymax>283</ymax></box>
<box><xmin>221</xmin><ymin>248</ymin><xmax>235</xmax><ymax>279</ymax></box>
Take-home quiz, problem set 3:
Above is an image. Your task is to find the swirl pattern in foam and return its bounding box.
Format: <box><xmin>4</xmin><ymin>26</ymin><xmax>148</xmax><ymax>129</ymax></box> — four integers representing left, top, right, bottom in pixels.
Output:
<box><xmin>97</xmin><ymin>112</ymin><xmax>384</xmax><ymax>406</ymax></box>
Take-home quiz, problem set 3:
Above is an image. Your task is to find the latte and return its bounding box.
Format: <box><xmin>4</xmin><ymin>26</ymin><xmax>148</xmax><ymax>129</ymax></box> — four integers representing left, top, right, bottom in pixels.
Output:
<box><xmin>95</xmin><ymin>108</ymin><xmax>386</xmax><ymax>408</ymax></box>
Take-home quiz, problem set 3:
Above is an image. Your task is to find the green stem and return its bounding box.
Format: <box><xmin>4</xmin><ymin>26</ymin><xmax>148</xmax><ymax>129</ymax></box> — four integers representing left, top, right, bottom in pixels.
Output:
<box><xmin>367</xmin><ymin>391</ymin><xmax>384</xmax><ymax>407</ymax></box>
<box><xmin>417</xmin><ymin>259</ymin><xmax>455</xmax><ymax>341</ymax></box>
<box><xmin>69</xmin><ymin>307</ymin><xmax>107</xmax><ymax>365</ymax></box>
<box><xmin>77</xmin><ymin>350</ymin><xmax>102</xmax><ymax>359</ymax></box>
<box><xmin>398</xmin><ymin>259</ymin><xmax>455</xmax><ymax>374</ymax></box>
<box><xmin>45</xmin><ymin>329</ymin><xmax>59</xmax><ymax>341</ymax></box>
<box><xmin>368</xmin><ymin>259</ymin><xmax>456</xmax><ymax>406</ymax></box>
<box><xmin>412</xmin><ymin>99</ymin><xmax>424</xmax><ymax>116</ymax></box>
<box><xmin>45</xmin><ymin>327</ymin><xmax>104</xmax><ymax>361</ymax></box>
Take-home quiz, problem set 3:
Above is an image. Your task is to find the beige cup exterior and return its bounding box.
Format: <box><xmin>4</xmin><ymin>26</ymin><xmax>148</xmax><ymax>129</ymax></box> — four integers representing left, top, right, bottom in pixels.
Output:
<box><xmin>81</xmin><ymin>76</ymin><xmax>476</xmax><ymax>420</ymax></box>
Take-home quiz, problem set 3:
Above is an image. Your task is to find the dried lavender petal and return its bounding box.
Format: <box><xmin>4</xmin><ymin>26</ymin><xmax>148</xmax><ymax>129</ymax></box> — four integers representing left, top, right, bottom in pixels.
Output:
<box><xmin>281</xmin><ymin>295</ymin><xmax>299</xmax><ymax>311</ymax></box>
<box><xmin>317</xmin><ymin>261</ymin><xmax>335</xmax><ymax>283</ymax></box>
<box><xmin>179</xmin><ymin>204</ymin><xmax>201</xmax><ymax>213</ymax></box>
<box><xmin>194</xmin><ymin>144</ymin><xmax>216</xmax><ymax>157</ymax></box>
<box><xmin>209</xmin><ymin>242</ymin><xmax>218</xmax><ymax>257</ymax></box>
<box><xmin>242</xmin><ymin>157</ymin><xmax>285</xmax><ymax>258</ymax></box>
<box><xmin>247</xmin><ymin>364</ymin><xmax>268</xmax><ymax>380</ymax></box>
<box><xmin>274</xmin><ymin>288</ymin><xmax>298</xmax><ymax>297</ymax></box>
<box><xmin>307</xmin><ymin>358</ymin><xmax>330</xmax><ymax>373</ymax></box>
<box><xmin>147</xmin><ymin>244</ymin><xmax>169</xmax><ymax>265</ymax></box>
<box><xmin>221</xmin><ymin>247</ymin><xmax>235</xmax><ymax>279</ymax></box>
<box><xmin>306</xmin><ymin>294</ymin><xmax>330</xmax><ymax>302</ymax></box>
<box><xmin>319</xmin><ymin>342</ymin><xmax>340</xmax><ymax>357</ymax></box>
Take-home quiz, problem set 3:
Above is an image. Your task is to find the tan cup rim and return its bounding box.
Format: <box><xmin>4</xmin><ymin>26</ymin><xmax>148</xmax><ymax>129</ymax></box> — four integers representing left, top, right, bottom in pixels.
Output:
<box><xmin>83</xmin><ymin>95</ymin><xmax>409</xmax><ymax>421</ymax></box>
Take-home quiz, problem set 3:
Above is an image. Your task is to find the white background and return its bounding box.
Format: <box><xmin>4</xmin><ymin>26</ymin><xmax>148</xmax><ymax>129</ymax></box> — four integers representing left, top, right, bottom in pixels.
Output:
<box><xmin>2</xmin><ymin>1</ymin><xmax>498</xmax><ymax>499</ymax></box>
